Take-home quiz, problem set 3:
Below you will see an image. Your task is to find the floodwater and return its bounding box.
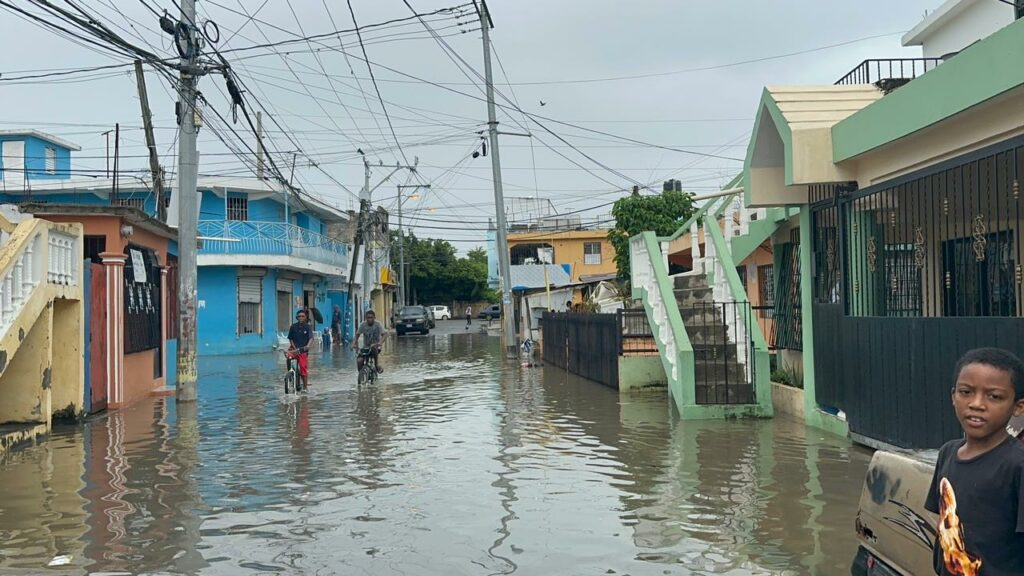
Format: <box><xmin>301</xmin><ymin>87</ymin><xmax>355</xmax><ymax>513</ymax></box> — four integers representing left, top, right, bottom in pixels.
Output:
<box><xmin>0</xmin><ymin>322</ymin><xmax>873</xmax><ymax>575</ymax></box>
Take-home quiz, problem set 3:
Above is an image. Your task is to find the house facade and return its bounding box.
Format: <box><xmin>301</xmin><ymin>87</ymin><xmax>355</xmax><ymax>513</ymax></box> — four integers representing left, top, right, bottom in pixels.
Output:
<box><xmin>0</xmin><ymin>130</ymin><xmax>354</xmax><ymax>357</ymax></box>
<box><xmin>631</xmin><ymin>1</ymin><xmax>1024</xmax><ymax>448</ymax></box>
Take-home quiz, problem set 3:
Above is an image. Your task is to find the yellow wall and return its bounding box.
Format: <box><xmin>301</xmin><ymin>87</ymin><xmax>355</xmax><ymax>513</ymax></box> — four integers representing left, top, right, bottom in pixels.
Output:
<box><xmin>508</xmin><ymin>230</ymin><xmax>616</xmax><ymax>282</ymax></box>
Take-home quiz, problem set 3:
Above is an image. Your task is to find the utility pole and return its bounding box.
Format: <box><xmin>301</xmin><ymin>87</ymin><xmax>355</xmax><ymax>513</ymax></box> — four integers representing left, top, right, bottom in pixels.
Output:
<box><xmin>176</xmin><ymin>0</ymin><xmax>202</xmax><ymax>403</ymax></box>
<box><xmin>477</xmin><ymin>0</ymin><xmax>517</xmax><ymax>357</ymax></box>
<box><xmin>256</xmin><ymin>111</ymin><xmax>264</xmax><ymax>180</ymax></box>
<box><xmin>111</xmin><ymin>123</ymin><xmax>120</xmax><ymax>205</ymax></box>
<box><xmin>134</xmin><ymin>60</ymin><xmax>166</xmax><ymax>221</ymax></box>
<box><xmin>396</xmin><ymin>183</ymin><xmax>430</xmax><ymax>309</ymax></box>
<box><xmin>102</xmin><ymin>129</ymin><xmax>113</xmax><ymax>178</ymax></box>
<box><xmin>360</xmin><ymin>159</ymin><xmax>373</xmax><ymax>319</ymax></box>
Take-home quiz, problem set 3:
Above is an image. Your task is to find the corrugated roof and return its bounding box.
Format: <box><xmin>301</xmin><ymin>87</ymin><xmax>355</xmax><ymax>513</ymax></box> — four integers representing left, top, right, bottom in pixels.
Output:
<box><xmin>509</xmin><ymin>264</ymin><xmax>572</xmax><ymax>291</ymax></box>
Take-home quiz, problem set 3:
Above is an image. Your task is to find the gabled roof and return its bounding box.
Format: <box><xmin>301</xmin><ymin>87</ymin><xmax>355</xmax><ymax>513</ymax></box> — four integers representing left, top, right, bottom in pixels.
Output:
<box><xmin>509</xmin><ymin>264</ymin><xmax>572</xmax><ymax>291</ymax></box>
<box><xmin>0</xmin><ymin>129</ymin><xmax>82</xmax><ymax>151</ymax></box>
<box><xmin>743</xmin><ymin>85</ymin><xmax>881</xmax><ymax>206</ymax></box>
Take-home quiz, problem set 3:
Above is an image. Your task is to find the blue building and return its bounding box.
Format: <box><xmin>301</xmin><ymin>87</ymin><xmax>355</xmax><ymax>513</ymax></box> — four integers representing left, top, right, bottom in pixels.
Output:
<box><xmin>0</xmin><ymin>130</ymin><xmax>354</xmax><ymax>357</ymax></box>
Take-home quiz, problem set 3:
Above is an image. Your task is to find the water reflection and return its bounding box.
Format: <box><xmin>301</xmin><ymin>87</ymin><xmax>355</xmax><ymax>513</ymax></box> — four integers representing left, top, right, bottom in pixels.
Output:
<box><xmin>0</xmin><ymin>333</ymin><xmax>871</xmax><ymax>575</ymax></box>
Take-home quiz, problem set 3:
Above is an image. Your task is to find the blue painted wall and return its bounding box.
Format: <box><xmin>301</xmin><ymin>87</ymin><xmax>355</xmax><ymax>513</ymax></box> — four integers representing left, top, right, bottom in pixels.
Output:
<box><xmin>249</xmin><ymin>197</ymin><xmax>282</xmax><ymax>221</ymax></box>
<box><xmin>0</xmin><ymin>135</ymin><xmax>72</xmax><ymax>181</ymax></box>
<box><xmin>197</xmin><ymin>267</ymin><xmax>279</xmax><ymax>355</ymax></box>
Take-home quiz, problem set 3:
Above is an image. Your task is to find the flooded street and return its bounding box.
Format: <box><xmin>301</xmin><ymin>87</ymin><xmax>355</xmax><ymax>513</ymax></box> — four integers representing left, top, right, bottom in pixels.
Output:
<box><xmin>0</xmin><ymin>324</ymin><xmax>872</xmax><ymax>575</ymax></box>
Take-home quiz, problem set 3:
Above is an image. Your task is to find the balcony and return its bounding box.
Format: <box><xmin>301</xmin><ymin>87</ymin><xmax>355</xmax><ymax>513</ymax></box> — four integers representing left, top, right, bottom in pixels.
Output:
<box><xmin>835</xmin><ymin>58</ymin><xmax>944</xmax><ymax>92</ymax></box>
<box><xmin>197</xmin><ymin>220</ymin><xmax>350</xmax><ymax>277</ymax></box>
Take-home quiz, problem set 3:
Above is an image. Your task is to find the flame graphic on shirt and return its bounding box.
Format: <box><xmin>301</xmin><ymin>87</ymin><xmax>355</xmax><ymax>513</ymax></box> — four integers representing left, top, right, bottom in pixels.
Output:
<box><xmin>938</xmin><ymin>477</ymin><xmax>982</xmax><ymax>576</ymax></box>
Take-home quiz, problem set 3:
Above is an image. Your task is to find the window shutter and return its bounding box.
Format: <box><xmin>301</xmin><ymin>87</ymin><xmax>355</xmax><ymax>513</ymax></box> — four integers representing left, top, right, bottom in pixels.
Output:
<box><xmin>276</xmin><ymin>277</ymin><xmax>292</xmax><ymax>292</ymax></box>
<box><xmin>238</xmin><ymin>276</ymin><xmax>262</xmax><ymax>303</ymax></box>
<box><xmin>45</xmin><ymin>147</ymin><xmax>56</xmax><ymax>174</ymax></box>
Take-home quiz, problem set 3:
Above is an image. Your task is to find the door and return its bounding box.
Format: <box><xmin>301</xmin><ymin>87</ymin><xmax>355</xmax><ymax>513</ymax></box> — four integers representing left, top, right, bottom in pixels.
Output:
<box><xmin>89</xmin><ymin>263</ymin><xmax>108</xmax><ymax>412</ymax></box>
<box><xmin>1</xmin><ymin>140</ymin><xmax>25</xmax><ymax>191</ymax></box>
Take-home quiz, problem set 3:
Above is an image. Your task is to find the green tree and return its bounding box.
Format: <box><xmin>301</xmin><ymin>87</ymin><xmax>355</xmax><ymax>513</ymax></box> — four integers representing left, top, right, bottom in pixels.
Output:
<box><xmin>607</xmin><ymin>188</ymin><xmax>696</xmax><ymax>280</ymax></box>
<box><xmin>391</xmin><ymin>232</ymin><xmax>494</xmax><ymax>304</ymax></box>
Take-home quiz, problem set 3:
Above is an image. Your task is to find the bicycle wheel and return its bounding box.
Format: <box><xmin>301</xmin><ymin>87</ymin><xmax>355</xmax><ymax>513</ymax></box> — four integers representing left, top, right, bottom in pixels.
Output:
<box><xmin>368</xmin><ymin>363</ymin><xmax>377</xmax><ymax>384</ymax></box>
<box><xmin>358</xmin><ymin>364</ymin><xmax>367</xmax><ymax>386</ymax></box>
<box><xmin>284</xmin><ymin>371</ymin><xmax>295</xmax><ymax>394</ymax></box>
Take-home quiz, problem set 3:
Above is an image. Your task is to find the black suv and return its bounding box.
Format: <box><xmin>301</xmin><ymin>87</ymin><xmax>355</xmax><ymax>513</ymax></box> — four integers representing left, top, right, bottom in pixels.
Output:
<box><xmin>478</xmin><ymin>304</ymin><xmax>501</xmax><ymax>320</ymax></box>
<box><xmin>396</xmin><ymin>305</ymin><xmax>431</xmax><ymax>336</ymax></box>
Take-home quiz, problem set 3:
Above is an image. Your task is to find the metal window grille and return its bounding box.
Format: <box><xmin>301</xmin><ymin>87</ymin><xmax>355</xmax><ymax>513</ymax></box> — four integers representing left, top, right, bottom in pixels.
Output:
<box><xmin>227</xmin><ymin>196</ymin><xmax>248</xmax><ymax>221</ymax></box>
<box><xmin>44</xmin><ymin>147</ymin><xmax>56</xmax><ymax>174</ymax></box>
<box><xmin>757</xmin><ymin>265</ymin><xmax>774</xmax><ymax>311</ymax></box>
<box><xmin>124</xmin><ymin>246</ymin><xmax>162</xmax><ymax>354</ymax></box>
<box><xmin>238</xmin><ymin>275</ymin><xmax>262</xmax><ymax>334</ymax></box>
<box><xmin>583</xmin><ymin>242</ymin><xmax>601</xmax><ymax>265</ymax></box>
<box><xmin>811</xmin><ymin>141</ymin><xmax>1024</xmax><ymax>319</ymax></box>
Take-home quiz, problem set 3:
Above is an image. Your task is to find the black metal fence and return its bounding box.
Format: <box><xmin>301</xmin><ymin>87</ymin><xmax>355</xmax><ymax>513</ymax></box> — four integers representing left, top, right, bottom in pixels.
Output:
<box><xmin>680</xmin><ymin>301</ymin><xmax>757</xmax><ymax>405</ymax></box>
<box><xmin>809</xmin><ymin>136</ymin><xmax>1024</xmax><ymax>448</ymax></box>
<box><xmin>543</xmin><ymin>312</ymin><xmax>620</xmax><ymax>389</ymax></box>
<box><xmin>835</xmin><ymin>58</ymin><xmax>943</xmax><ymax>88</ymax></box>
<box><xmin>618</xmin><ymin>308</ymin><xmax>657</xmax><ymax>355</ymax></box>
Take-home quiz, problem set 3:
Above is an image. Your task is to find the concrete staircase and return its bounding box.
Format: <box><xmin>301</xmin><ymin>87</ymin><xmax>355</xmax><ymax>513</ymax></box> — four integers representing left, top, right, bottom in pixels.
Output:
<box><xmin>0</xmin><ymin>212</ymin><xmax>84</xmax><ymax>454</ymax></box>
<box><xmin>630</xmin><ymin>189</ymin><xmax>778</xmax><ymax>419</ymax></box>
<box><xmin>674</xmin><ymin>274</ymin><xmax>754</xmax><ymax>405</ymax></box>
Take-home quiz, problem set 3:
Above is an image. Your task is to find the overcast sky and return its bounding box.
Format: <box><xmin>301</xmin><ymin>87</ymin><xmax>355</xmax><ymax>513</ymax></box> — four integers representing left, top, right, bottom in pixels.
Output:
<box><xmin>0</xmin><ymin>0</ymin><xmax>942</xmax><ymax>248</ymax></box>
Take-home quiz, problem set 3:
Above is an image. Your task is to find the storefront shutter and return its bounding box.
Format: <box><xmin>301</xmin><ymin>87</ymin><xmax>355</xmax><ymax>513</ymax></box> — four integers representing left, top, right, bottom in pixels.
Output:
<box><xmin>276</xmin><ymin>277</ymin><xmax>292</xmax><ymax>292</ymax></box>
<box><xmin>238</xmin><ymin>276</ymin><xmax>262</xmax><ymax>303</ymax></box>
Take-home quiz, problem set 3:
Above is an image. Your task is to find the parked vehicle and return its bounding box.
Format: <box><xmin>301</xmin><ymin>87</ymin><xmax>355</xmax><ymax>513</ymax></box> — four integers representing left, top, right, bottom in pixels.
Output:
<box><xmin>478</xmin><ymin>304</ymin><xmax>501</xmax><ymax>320</ymax></box>
<box><xmin>429</xmin><ymin>305</ymin><xmax>451</xmax><ymax>320</ymax></box>
<box><xmin>396</xmin><ymin>305</ymin><xmax>431</xmax><ymax>336</ymax></box>
<box><xmin>852</xmin><ymin>421</ymin><xmax>1024</xmax><ymax>575</ymax></box>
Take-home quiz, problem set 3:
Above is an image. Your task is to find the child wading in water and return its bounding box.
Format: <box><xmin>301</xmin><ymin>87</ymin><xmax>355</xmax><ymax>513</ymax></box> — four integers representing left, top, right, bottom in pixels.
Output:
<box><xmin>925</xmin><ymin>348</ymin><xmax>1024</xmax><ymax>575</ymax></box>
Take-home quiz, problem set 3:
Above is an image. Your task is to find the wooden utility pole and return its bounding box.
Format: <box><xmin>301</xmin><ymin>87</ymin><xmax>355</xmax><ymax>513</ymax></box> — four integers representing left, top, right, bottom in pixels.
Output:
<box><xmin>111</xmin><ymin>123</ymin><xmax>120</xmax><ymax>205</ymax></box>
<box><xmin>256</xmin><ymin>111</ymin><xmax>264</xmax><ymax>180</ymax></box>
<box><xmin>134</xmin><ymin>60</ymin><xmax>166</xmax><ymax>221</ymax></box>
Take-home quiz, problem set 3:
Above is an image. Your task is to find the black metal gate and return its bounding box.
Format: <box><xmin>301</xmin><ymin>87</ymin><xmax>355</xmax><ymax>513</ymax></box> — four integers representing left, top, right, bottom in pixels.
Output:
<box><xmin>808</xmin><ymin>137</ymin><xmax>1024</xmax><ymax>448</ymax></box>
<box><xmin>124</xmin><ymin>245</ymin><xmax>162</xmax><ymax>355</ymax></box>
<box><xmin>542</xmin><ymin>312</ymin><xmax>620</xmax><ymax>389</ymax></box>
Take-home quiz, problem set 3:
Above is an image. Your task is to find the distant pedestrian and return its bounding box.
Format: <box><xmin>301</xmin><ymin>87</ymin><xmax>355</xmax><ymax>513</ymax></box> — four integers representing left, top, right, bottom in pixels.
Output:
<box><xmin>331</xmin><ymin>304</ymin><xmax>342</xmax><ymax>345</ymax></box>
<box><xmin>465</xmin><ymin>305</ymin><xmax>473</xmax><ymax>329</ymax></box>
<box><xmin>566</xmin><ymin>301</ymin><xmax>573</xmax><ymax>312</ymax></box>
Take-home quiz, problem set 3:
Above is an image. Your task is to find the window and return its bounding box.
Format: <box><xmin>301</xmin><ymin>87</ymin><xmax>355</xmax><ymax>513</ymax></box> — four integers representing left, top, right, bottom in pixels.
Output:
<box><xmin>584</xmin><ymin>242</ymin><xmax>602</xmax><ymax>265</ymax></box>
<box><xmin>83</xmin><ymin>235</ymin><xmax>106</xmax><ymax>264</ymax></box>
<box><xmin>227</xmin><ymin>195</ymin><xmax>248</xmax><ymax>221</ymax></box>
<box><xmin>758</xmin><ymin>264</ymin><xmax>775</xmax><ymax>310</ymax></box>
<box><xmin>123</xmin><ymin>246</ymin><xmax>162</xmax><ymax>354</ymax></box>
<box><xmin>117</xmin><ymin>197</ymin><xmax>146</xmax><ymax>211</ymax></box>
<box><xmin>1017</xmin><ymin>1</ymin><xmax>1024</xmax><ymax>20</ymax></box>
<box><xmin>238</xmin><ymin>275</ymin><xmax>262</xmax><ymax>334</ymax></box>
<box><xmin>44</xmin><ymin>147</ymin><xmax>56</xmax><ymax>174</ymax></box>
<box><xmin>736</xmin><ymin>265</ymin><xmax>748</xmax><ymax>292</ymax></box>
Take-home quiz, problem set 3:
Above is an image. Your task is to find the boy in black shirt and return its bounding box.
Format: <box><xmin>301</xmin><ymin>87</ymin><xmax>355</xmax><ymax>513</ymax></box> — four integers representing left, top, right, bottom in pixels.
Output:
<box><xmin>287</xmin><ymin>310</ymin><xmax>313</xmax><ymax>390</ymax></box>
<box><xmin>925</xmin><ymin>348</ymin><xmax>1024</xmax><ymax>575</ymax></box>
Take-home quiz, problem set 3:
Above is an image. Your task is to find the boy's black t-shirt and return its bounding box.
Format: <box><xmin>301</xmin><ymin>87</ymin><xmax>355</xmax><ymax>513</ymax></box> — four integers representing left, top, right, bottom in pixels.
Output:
<box><xmin>924</xmin><ymin>436</ymin><xmax>1024</xmax><ymax>575</ymax></box>
<box><xmin>288</xmin><ymin>321</ymin><xmax>312</xmax><ymax>350</ymax></box>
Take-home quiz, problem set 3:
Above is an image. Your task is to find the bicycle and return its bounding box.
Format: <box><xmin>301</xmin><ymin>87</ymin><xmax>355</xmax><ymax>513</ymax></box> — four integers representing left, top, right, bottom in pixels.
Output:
<box><xmin>357</xmin><ymin>347</ymin><xmax>378</xmax><ymax>386</ymax></box>
<box><xmin>283</xmin><ymin>349</ymin><xmax>307</xmax><ymax>394</ymax></box>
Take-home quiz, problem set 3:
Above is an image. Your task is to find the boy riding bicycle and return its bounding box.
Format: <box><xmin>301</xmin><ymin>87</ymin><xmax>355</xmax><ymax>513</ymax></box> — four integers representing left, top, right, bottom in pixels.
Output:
<box><xmin>352</xmin><ymin>310</ymin><xmax>384</xmax><ymax>375</ymax></box>
<box><xmin>288</xmin><ymin>310</ymin><xmax>313</xmax><ymax>390</ymax></box>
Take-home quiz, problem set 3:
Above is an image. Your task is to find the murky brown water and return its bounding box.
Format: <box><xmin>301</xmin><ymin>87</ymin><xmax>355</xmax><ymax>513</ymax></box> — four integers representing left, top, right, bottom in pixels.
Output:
<box><xmin>0</xmin><ymin>326</ymin><xmax>872</xmax><ymax>575</ymax></box>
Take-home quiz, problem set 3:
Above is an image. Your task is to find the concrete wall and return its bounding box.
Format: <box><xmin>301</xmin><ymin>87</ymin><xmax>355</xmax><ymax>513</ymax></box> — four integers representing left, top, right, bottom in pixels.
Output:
<box><xmin>618</xmin><ymin>355</ymin><xmax>667</xmax><ymax>392</ymax></box>
<box><xmin>0</xmin><ymin>305</ymin><xmax>52</xmax><ymax>424</ymax></box>
<box><xmin>909</xmin><ymin>0</ymin><xmax>1015</xmax><ymax>58</ymax></box>
<box><xmin>51</xmin><ymin>298</ymin><xmax>84</xmax><ymax>418</ymax></box>
<box><xmin>771</xmin><ymin>382</ymin><xmax>805</xmax><ymax>421</ymax></box>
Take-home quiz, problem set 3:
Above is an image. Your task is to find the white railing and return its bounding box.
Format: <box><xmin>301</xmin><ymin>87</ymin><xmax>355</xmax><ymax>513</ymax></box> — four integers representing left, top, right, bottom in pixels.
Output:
<box><xmin>198</xmin><ymin>220</ymin><xmax>350</xmax><ymax>269</ymax></box>
<box><xmin>47</xmin><ymin>229</ymin><xmax>78</xmax><ymax>286</ymax></box>
<box><xmin>630</xmin><ymin>233</ymin><xmax>680</xmax><ymax>384</ymax></box>
<box><xmin>1</xmin><ymin>232</ymin><xmax>41</xmax><ymax>335</ymax></box>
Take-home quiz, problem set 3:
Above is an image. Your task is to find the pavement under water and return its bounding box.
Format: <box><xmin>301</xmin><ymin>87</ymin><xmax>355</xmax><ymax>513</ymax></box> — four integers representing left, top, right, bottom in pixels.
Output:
<box><xmin>0</xmin><ymin>321</ymin><xmax>872</xmax><ymax>575</ymax></box>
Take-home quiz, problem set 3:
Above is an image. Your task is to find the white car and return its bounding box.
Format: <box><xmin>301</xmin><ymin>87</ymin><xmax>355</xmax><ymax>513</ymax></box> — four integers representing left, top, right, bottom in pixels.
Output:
<box><xmin>428</xmin><ymin>305</ymin><xmax>451</xmax><ymax>320</ymax></box>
